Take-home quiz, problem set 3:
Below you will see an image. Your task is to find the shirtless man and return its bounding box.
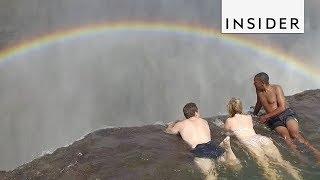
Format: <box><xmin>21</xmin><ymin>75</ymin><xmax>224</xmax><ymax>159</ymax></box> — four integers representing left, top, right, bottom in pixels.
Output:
<box><xmin>165</xmin><ymin>103</ymin><xmax>240</xmax><ymax>180</ymax></box>
<box><xmin>253</xmin><ymin>72</ymin><xmax>320</xmax><ymax>162</ymax></box>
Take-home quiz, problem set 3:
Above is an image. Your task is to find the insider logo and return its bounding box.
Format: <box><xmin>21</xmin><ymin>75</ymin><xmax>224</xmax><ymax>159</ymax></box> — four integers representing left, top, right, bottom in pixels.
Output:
<box><xmin>222</xmin><ymin>0</ymin><xmax>304</xmax><ymax>33</ymax></box>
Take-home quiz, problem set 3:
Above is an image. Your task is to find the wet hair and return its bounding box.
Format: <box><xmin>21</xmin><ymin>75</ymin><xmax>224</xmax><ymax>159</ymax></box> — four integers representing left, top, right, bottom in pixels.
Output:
<box><xmin>254</xmin><ymin>72</ymin><xmax>269</xmax><ymax>84</ymax></box>
<box><xmin>183</xmin><ymin>102</ymin><xmax>198</xmax><ymax>119</ymax></box>
<box><xmin>227</xmin><ymin>98</ymin><xmax>243</xmax><ymax>117</ymax></box>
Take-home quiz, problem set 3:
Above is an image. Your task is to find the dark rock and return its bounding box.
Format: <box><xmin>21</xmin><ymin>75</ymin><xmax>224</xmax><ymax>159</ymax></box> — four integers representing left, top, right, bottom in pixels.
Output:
<box><xmin>1</xmin><ymin>89</ymin><xmax>319</xmax><ymax>180</ymax></box>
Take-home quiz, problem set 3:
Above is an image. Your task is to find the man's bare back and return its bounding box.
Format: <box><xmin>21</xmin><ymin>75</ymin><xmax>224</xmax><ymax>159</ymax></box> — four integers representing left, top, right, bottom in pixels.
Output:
<box><xmin>179</xmin><ymin>118</ymin><xmax>211</xmax><ymax>148</ymax></box>
<box><xmin>166</xmin><ymin>117</ymin><xmax>211</xmax><ymax>148</ymax></box>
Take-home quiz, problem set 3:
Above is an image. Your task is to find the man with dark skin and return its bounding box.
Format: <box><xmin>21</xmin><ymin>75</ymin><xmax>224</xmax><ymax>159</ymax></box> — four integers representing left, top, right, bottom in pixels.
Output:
<box><xmin>253</xmin><ymin>72</ymin><xmax>320</xmax><ymax>163</ymax></box>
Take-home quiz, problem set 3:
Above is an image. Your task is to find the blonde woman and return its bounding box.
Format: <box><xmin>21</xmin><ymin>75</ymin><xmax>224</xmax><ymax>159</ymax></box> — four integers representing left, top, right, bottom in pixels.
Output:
<box><xmin>224</xmin><ymin>98</ymin><xmax>301</xmax><ymax>180</ymax></box>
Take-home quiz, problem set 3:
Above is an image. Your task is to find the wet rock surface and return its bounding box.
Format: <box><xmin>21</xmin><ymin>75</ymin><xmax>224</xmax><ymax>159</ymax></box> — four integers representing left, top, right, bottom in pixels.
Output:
<box><xmin>1</xmin><ymin>89</ymin><xmax>320</xmax><ymax>180</ymax></box>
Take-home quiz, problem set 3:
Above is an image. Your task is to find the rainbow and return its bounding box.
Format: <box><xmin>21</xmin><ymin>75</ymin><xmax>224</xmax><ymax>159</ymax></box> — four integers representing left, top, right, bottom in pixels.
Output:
<box><xmin>0</xmin><ymin>21</ymin><xmax>319</xmax><ymax>81</ymax></box>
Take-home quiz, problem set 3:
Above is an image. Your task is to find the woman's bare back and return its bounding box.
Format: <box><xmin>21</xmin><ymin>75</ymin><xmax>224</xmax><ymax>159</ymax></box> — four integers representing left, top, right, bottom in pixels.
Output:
<box><xmin>225</xmin><ymin>114</ymin><xmax>256</xmax><ymax>140</ymax></box>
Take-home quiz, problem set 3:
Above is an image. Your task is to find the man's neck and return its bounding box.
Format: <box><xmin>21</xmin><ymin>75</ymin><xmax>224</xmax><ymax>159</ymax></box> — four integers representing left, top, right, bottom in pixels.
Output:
<box><xmin>265</xmin><ymin>84</ymin><xmax>272</xmax><ymax>91</ymax></box>
<box><xmin>260</xmin><ymin>84</ymin><xmax>272</xmax><ymax>92</ymax></box>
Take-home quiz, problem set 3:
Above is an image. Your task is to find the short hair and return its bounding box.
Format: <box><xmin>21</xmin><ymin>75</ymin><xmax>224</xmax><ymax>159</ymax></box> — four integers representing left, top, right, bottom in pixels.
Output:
<box><xmin>183</xmin><ymin>102</ymin><xmax>198</xmax><ymax>119</ymax></box>
<box><xmin>254</xmin><ymin>72</ymin><xmax>269</xmax><ymax>84</ymax></box>
<box><xmin>227</xmin><ymin>98</ymin><xmax>243</xmax><ymax>117</ymax></box>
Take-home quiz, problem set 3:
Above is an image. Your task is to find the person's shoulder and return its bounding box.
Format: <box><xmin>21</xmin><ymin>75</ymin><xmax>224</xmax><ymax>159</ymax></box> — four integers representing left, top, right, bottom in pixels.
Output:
<box><xmin>170</xmin><ymin>119</ymin><xmax>183</xmax><ymax>127</ymax></box>
<box><xmin>272</xmin><ymin>84</ymin><xmax>283</xmax><ymax>90</ymax></box>
<box><xmin>173</xmin><ymin>120</ymin><xmax>186</xmax><ymax>130</ymax></box>
<box><xmin>194</xmin><ymin>117</ymin><xmax>207</xmax><ymax>124</ymax></box>
<box><xmin>225</xmin><ymin>117</ymin><xmax>233</xmax><ymax>124</ymax></box>
<box><xmin>243</xmin><ymin>114</ymin><xmax>252</xmax><ymax>118</ymax></box>
<box><xmin>272</xmin><ymin>85</ymin><xmax>285</xmax><ymax>95</ymax></box>
<box><xmin>200</xmin><ymin>117</ymin><xmax>208</xmax><ymax>122</ymax></box>
<box><xmin>224</xmin><ymin>117</ymin><xmax>233</xmax><ymax>129</ymax></box>
<box><xmin>177</xmin><ymin>119</ymin><xmax>186</xmax><ymax>124</ymax></box>
<box><xmin>244</xmin><ymin>114</ymin><xmax>254</xmax><ymax>122</ymax></box>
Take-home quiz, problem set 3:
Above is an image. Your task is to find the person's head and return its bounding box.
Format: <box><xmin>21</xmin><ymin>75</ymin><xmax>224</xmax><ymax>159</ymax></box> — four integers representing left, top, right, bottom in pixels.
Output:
<box><xmin>254</xmin><ymin>72</ymin><xmax>269</xmax><ymax>91</ymax></box>
<box><xmin>183</xmin><ymin>102</ymin><xmax>199</xmax><ymax>119</ymax></box>
<box><xmin>227</xmin><ymin>98</ymin><xmax>243</xmax><ymax>117</ymax></box>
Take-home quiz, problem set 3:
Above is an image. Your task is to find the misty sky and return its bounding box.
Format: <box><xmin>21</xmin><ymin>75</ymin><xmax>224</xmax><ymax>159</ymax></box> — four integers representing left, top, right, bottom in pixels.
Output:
<box><xmin>0</xmin><ymin>0</ymin><xmax>319</xmax><ymax>170</ymax></box>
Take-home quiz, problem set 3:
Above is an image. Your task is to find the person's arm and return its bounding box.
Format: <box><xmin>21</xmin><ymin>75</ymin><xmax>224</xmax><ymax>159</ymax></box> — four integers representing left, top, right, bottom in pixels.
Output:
<box><xmin>223</xmin><ymin>118</ymin><xmax>233</xmax><ymax>136</ymax></box>
<box><xmin>253</xmin><ymin>92</ymin><xmax>262</xmax><ymax>116</ymax></box>
<box><xmin>165</xmin><ymin>121</ymin><xmax>182</xmax><ymax>135</ymax></box>
<box><xmin>224</xmin><ymin>119</ymin><xmax>229</xmax><ymax>131</ymax></box>
<box><xmin>261</xmin><ymin>86</ymin><xmax>287</xmax><ymax>123</ymax></box>
<box><xmin>224</xmin><ymin>118</ymin><xmax>232</xmax><ymax>131</ymax></box>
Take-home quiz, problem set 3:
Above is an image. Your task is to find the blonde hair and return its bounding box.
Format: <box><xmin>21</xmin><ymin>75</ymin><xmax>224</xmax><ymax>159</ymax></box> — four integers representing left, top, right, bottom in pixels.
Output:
<box><xmin>227</xmin><ymin>98</ymin><xmax>243</xmax><ymax>117</ymax></box>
